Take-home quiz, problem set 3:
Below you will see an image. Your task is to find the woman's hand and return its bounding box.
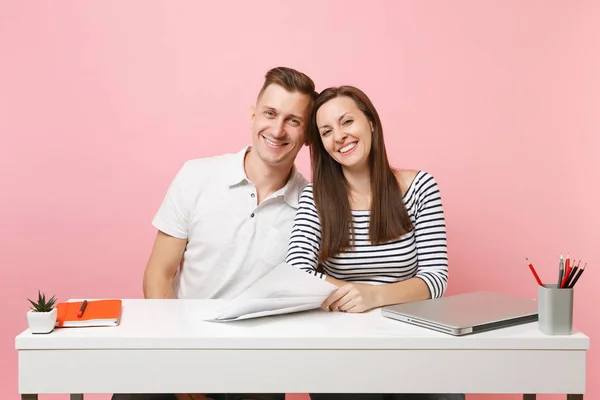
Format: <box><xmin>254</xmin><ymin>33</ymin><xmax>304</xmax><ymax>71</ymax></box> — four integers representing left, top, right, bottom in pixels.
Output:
<box><xmin>321</xmin><ymin>282</ymin><xmax>381</xmax><ymax>313</ymax></box>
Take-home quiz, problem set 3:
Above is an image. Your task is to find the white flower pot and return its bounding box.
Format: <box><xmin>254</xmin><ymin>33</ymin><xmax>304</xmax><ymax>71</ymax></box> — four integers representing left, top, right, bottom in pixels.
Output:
<box><xmin>27</xmin><ymin>308</ymin><xmax>57</xmax><ymax>334</ymax></box>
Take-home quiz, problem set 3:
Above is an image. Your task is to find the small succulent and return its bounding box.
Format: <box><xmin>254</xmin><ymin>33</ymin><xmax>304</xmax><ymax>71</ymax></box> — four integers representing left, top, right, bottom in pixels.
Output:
<box><xmin>28</xmin><ymin>290</ymin><xmax>57</xmax><ymax>312</ymax></box>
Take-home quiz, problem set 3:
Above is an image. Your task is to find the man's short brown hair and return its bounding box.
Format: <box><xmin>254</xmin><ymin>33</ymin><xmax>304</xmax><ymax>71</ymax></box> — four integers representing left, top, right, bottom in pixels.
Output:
<box><xmin>257</xmin><ymin>66</ymin><xmax>317</xmax><ymax>102</ymax></box>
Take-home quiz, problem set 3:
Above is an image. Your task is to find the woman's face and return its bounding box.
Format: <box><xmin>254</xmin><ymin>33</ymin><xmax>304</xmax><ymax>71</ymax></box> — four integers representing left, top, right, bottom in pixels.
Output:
<box><xmin>316</xmin><ymin>96</ymin><xmax>373</xmax><ymax>171</ymax></box>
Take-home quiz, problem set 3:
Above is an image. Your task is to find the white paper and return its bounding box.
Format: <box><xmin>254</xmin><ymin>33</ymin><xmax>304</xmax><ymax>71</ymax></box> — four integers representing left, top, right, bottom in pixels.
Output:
<box><xmin>205</xmin><ymin>262</ymin><xmax>337</xmax><ymax>322</ymax></box>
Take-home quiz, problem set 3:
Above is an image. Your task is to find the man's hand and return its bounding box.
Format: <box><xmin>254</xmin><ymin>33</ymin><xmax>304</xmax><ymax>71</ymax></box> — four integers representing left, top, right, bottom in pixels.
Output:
<box><xmin>321</xmin><ymin>282</ymin><xmax>381</xmax><ymax>313</ymax></box>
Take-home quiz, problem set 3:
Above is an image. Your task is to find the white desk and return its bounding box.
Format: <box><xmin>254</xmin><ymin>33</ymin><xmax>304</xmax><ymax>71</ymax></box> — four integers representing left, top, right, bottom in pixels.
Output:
<box><xmin>16</xmin><ymin>299</ymin><xmax>589</xmax><ymax>399</ymax></box>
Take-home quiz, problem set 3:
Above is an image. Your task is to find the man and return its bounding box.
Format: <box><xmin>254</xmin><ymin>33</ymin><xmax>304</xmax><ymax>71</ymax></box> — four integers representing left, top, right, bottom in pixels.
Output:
<box><xmin>112</xmin><ymin>66</ymin><xmax>316</xmax><ymax>400</ymax></box>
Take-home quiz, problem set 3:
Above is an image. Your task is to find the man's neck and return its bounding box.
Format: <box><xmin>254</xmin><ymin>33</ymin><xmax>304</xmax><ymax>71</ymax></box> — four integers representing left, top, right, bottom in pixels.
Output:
<box><xmin>244</xmin><ymin>149</ymin><xmax>293</xmax><ymax>204</ymax></box>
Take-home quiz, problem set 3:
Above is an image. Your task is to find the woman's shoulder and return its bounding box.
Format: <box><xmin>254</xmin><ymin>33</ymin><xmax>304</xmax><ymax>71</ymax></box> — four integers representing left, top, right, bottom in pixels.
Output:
<box><xmin>301</xmin><ymin>182</ymin><xmax>314</xmax><ymax>193</ymax></box>
<box><xmin>393</xmin><ymin>169</ymin><xmax>419</xmax><ymax>196</ymax></box>
<box><xmin>299</xmin><ymin>182</ymin><xmax>317</xmax><ymax>203</ymax></box>
<box><xmin>393</xmin><ymin>169</ymin><xmax>439</xmax><ymax>197</ymax></box>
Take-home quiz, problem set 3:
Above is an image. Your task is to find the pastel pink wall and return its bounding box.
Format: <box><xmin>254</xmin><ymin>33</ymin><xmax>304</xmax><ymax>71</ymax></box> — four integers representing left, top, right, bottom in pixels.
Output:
<box><xmin>1</xmin><ymin>2</ymin><xmax>598</xmax><ymax>400</ymax></box>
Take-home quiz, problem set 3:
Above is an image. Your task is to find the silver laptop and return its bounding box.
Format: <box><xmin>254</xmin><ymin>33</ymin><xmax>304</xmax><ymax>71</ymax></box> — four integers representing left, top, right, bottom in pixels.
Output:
<box><xmin>381</xmin><ymin>291</ymin><xmax>538</xmax><ymax>336</ymax></box>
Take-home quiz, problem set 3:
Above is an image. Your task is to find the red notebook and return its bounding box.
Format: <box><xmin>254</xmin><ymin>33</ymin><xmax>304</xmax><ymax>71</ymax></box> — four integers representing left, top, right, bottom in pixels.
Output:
<box><xmin>56</xmin><ymin>299</ymin><xmax>122</xmax><ymax>327</ymax></box>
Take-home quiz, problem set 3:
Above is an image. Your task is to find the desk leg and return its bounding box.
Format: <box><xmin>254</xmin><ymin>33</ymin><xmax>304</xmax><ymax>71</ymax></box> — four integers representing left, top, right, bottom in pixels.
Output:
<box><xmin>523</xmin><ymin>395</ymin><xmax>536</xmax><ymax>400</ymax></box>
<box><xmin>567</xmin><ymin>395</ymin><xmax>583</xmax><ymax>399</ymax></box>
<box><xmin>21</xmin><ymin>395</ymin><xmax>37</xmax><ymax>400</ymax></box>
<box><xmin>71</xmin><ymin>395</ymin><xmax>84</xmax><ymax>400</ymax></box>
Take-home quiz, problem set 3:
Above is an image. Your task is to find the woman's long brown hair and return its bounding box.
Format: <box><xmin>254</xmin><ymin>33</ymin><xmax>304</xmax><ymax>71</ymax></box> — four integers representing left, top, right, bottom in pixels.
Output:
<box><xmin>308</xmin><ymin>86</ymin><xmax>414</xmax><ymax>261</ymax></box>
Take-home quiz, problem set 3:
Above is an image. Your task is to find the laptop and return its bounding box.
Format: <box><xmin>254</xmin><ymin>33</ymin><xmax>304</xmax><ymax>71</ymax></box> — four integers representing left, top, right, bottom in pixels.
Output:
<box><xmin>381</xmin><ymin>291</ymin><xmax>538</xmax><ymax>336</ymax></box>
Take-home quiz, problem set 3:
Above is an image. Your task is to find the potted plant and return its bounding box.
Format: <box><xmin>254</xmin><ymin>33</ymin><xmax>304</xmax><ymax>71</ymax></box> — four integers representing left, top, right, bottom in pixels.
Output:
<box><xmin>27</xmin><ymin>290</ymin><xmax>58</xmax><ymax>334</ymax></box>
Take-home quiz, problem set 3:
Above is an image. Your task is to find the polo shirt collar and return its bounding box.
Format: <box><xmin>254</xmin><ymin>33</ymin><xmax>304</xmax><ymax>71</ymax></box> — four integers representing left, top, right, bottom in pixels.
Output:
<box><xmin>226</xmin><ymin>145</ymin><xmax>252</xmax><ymax>186</ymax></box>
<box><xmin>227</xmin><ymin>145</ymin><xmax>304</xmax><ymax>209</ymax></box>
<box><xmin>279</xmin><ymin>165</ymin><xmax>303</xmax><ymax>208</ymax></box>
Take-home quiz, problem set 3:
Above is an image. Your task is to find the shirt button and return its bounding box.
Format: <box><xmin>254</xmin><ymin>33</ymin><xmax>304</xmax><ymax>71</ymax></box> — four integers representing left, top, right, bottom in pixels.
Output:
<box><xmin>251</xmin><ymin>193</ymin><xmax>255</xmax><ymax>198</ymax></box>
<box><xmin>250</xmin><ymin>213</ymin><xmax>255</xmax><ymax>218</ymax></box>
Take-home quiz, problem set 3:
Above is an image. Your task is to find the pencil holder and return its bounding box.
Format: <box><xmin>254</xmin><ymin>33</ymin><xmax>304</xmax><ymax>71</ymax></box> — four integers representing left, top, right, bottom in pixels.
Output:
<box><xmin>537</xmin><ymin>284</ymin><xmax>573</xmax><ymax>335</ymax></box>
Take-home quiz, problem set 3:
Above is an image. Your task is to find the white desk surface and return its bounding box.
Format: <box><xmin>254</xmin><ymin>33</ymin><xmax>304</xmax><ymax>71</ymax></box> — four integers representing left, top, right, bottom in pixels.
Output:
<box><xmin>15</xmin><ymin>299</ymin><xmax>590</xmax><ymax>395</ymax></box>
<box><xmin>15</xmin><ymin>299</ymin><xmax>590</xmax><ymax>350</ymax></box>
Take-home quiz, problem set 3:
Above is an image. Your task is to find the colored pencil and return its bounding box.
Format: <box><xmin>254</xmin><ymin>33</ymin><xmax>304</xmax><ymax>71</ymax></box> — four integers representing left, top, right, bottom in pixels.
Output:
<box><xmin>568</xmin><ymin>262</ymin><xmax>587</xmax><ymax>288</ymax></box>
<box><xmin>566</xmin><ymin>260</ymin><xmax>580</xmax><ymax>287</ymax></box>
<box><xmin>557</xmin><ymin>254</ymin><xmax>564</xmax><ymax>287</ymax></box>
<box><xmin>561</xmin><ymin>253</ymin><xmax>572</xmax><ymax>288</ymax></box>
<box><xmin>526</xmin><ymin>257</ymin><xmax>543</xmax><ymax>286</ymax></box>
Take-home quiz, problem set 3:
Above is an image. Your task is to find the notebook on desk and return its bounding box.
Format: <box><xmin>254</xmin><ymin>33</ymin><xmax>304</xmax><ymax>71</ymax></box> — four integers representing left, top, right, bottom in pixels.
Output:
<box><xmin>56</xmin><ymin>299</ymin><xmax>122</xmax><ymax>327</ymax></box>
<box><xmin>381</xmin><ymin>291</ymin><xmax>538</xmax><ymax>336</ymax></box>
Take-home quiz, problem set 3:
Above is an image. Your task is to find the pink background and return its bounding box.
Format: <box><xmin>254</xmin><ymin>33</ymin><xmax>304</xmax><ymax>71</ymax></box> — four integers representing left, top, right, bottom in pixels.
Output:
<box><xmin>1</xmin><ymin>1</ymin><xmax>598</xmax><ymax>399</ymax></box>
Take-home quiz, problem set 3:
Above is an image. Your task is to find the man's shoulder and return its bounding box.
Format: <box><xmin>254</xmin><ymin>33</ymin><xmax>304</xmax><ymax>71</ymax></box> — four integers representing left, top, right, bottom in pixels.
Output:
<box><xmin>179</xmin><ymin>149</ymin><xmax>244</xmax><ymax>176</ymax></box>
<box><xmin>293</xmin><ymin>169</ymin><xmax>309</xmax><ymax>189</ymax></box>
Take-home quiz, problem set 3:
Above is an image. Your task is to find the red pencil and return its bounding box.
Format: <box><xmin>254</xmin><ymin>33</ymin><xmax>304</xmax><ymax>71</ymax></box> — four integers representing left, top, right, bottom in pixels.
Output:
<box><xmin>526</xmin><ymin>257</ymin><xmax>543</xmax><ymax>286</ymax></box>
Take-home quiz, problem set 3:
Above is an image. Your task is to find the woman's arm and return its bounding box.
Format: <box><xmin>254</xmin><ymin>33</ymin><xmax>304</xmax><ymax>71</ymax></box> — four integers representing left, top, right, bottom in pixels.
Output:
<box><xmin>325</xmin><ymin>172</ymin><xmax>449</xmax><ymax>312</ymax></box>
<box><xmin>285</xmin><ymin>185</ymin><xmax>326</xmax><ymax>277</ymax></box>
<box><xmin>375</xmin><ymin>171</ymin><xmax>449</xmax><ymax>305</ymax></box>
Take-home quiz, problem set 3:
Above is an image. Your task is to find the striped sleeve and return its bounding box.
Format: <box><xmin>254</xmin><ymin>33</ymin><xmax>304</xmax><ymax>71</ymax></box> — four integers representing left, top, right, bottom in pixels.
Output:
<box><xmin>412</xmin><ymin>173</ymin><xmax>449</xmax><ymax>299</ymax></box>
<box><xmin>285</xmin><ymin>185</ymin><xmax>326</xmax><ymax>279</ymax></box>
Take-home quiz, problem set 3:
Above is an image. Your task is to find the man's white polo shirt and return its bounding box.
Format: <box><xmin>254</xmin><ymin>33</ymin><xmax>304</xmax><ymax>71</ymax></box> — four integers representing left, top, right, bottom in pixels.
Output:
<box><xmin>152</xmin><ymin>146</ymin><xmax>308</xmax><ymax>299</ymax></box>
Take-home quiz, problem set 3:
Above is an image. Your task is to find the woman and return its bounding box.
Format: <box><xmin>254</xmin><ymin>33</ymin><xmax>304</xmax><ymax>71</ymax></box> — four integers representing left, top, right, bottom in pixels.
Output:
<box><xmin>285</xmin><ymin>86</ymin><xmax>463</xmax><ymax>400</ymax></box>
<box><xmin>286</xmin><ymin>85</ymin><xmax>449</xmax><ymax>311</ymax></box>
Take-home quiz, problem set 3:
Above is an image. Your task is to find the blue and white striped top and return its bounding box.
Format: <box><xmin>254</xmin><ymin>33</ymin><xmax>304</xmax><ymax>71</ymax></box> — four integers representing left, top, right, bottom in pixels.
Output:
<box><xmin>285</xmin><ymin>171</ymin><xmax>449</xmax><ymax>299</ymax></box>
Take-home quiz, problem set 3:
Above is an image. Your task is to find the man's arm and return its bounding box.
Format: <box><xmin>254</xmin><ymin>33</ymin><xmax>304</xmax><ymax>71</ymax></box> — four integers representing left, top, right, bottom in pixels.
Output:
<box><xmin>142</xmin><ymin>230</ymin><xmax>187</xmax><ymax>299</ymax></box>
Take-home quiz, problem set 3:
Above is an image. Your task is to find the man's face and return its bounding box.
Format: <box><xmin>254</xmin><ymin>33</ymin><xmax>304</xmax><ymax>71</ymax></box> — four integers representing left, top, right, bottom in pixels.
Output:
<box><xmin>250</xmin><ymin>84</ymin><xmax>312</xmax><ymax>167</ymax></box>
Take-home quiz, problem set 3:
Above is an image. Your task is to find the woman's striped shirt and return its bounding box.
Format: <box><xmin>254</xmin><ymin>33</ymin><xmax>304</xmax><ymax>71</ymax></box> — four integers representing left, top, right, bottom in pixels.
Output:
<box><xmin>285</xmin><ymin>171</ymin><xmax>449</xmax><ymax>299</ymax></box>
